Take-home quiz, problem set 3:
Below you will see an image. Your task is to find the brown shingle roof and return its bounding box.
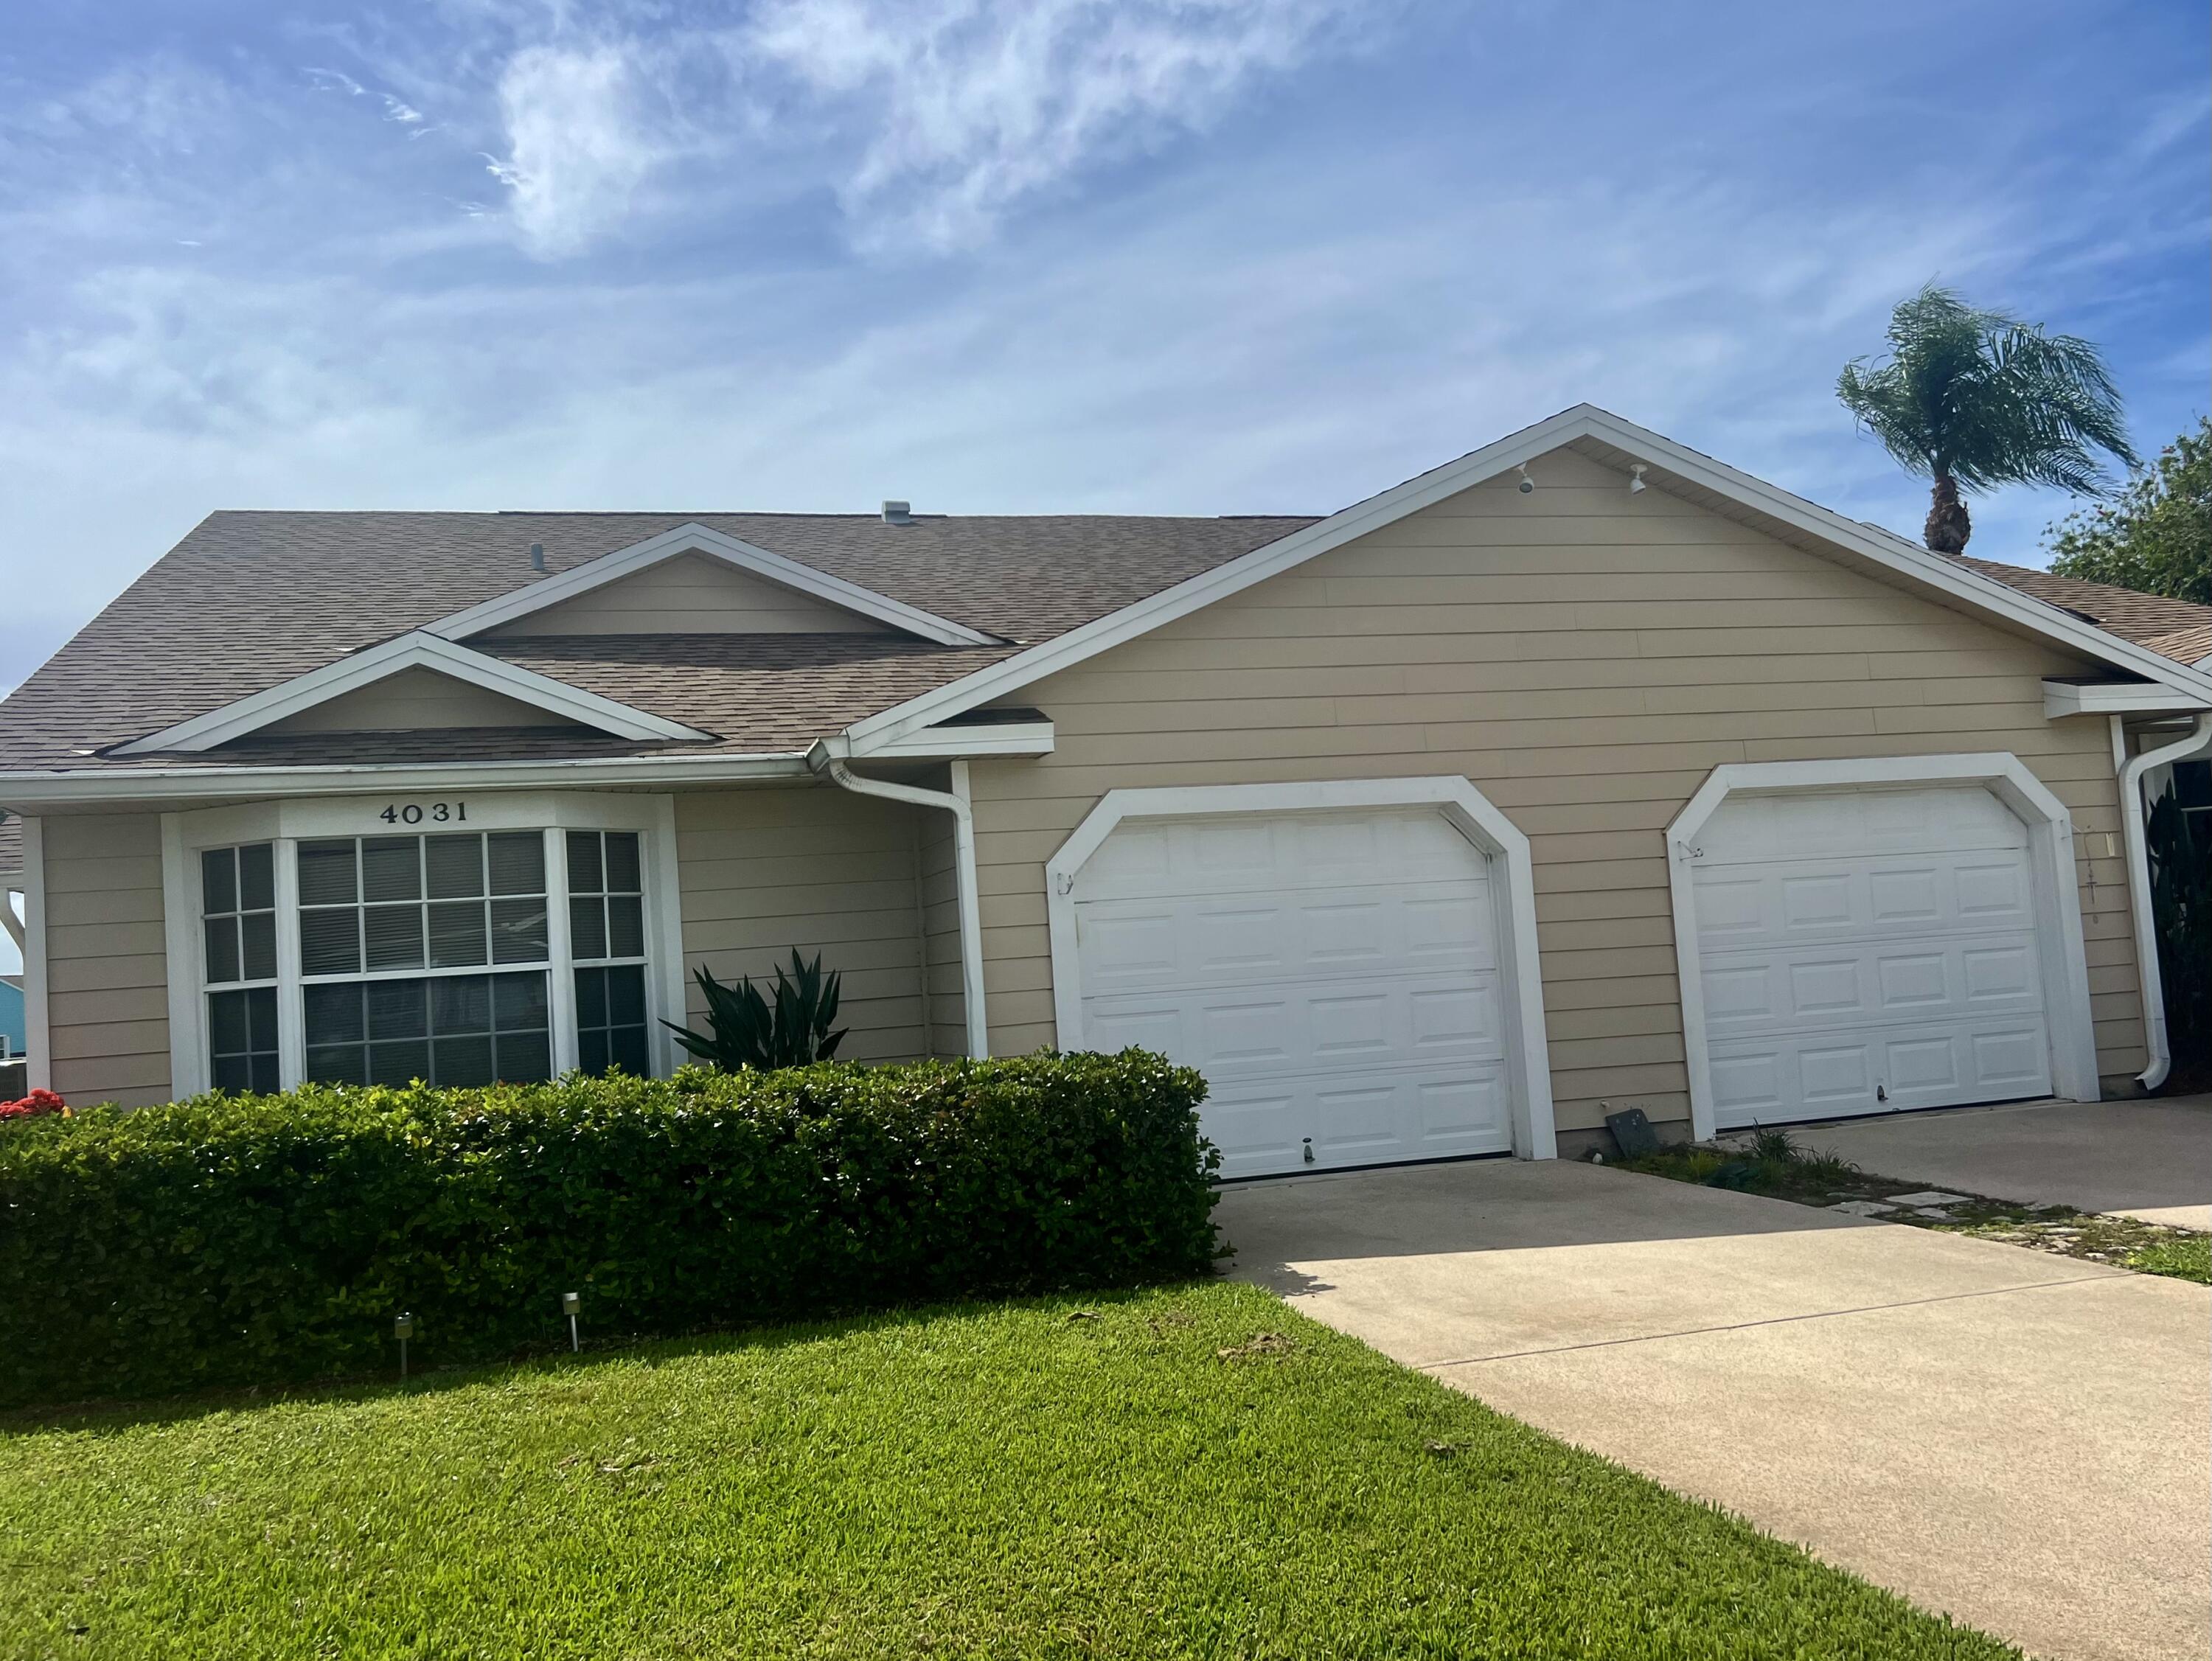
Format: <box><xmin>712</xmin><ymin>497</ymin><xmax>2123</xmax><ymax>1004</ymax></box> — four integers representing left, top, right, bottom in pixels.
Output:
<box><xmin>0</xmin><ymin>512</ymin><xmax>1311</xmax><ymax>771</ymax></box>
<box><xmin>1962</xmin><ymin>558</ymin><xmax>2212</xmax><ymax>662</ymax></box>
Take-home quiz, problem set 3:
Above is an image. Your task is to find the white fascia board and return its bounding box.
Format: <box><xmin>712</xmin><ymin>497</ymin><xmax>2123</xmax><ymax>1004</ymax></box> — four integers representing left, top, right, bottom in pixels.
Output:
<box><xmin>843</xmin><ymin>404</ymin><xmax>2212</xmax><ymax>749</ymax></box>
<box><xmin>111</xmin><ymin>632</ymin><xmax>710</xmax><ymax>756</ymax></box>
<box><xmin>0</xmin><ymin>750</ymin><xmax>813</xmax><ymax>810</ymax></box>
<box><xmin>849</xmin><ymin>718</ymin><xmax>1055</xmax><ymax>761</ymax></box>
<box><xmin>2042</xmin><ymin>679</ymin><xmax>2212</xmax><ymax>718</ymax></box>
<box><xmin>422</xmin><ymin>522</ymin><xmax>998</xmax><ymax>648</ymax></box>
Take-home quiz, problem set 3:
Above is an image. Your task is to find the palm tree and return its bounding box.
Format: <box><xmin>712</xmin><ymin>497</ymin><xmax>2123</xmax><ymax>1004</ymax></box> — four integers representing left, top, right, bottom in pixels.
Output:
<box><xmin>1837</xmin><ymin>283</ymin><xmax>2138</xmax><ymax>554</ymax></box>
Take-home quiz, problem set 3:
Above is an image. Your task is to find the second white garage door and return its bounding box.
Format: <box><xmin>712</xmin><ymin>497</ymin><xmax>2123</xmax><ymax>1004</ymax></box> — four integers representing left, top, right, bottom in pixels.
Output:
<box><xmin>1070</xmin><ymin>807</ymin><xmax>1516</xmax><ymax>1178</ymax></box>
<box><xmin>1691</xmin><ymin>785</ymin><xmax>2055</xmax><ymax>1128</ymax></box>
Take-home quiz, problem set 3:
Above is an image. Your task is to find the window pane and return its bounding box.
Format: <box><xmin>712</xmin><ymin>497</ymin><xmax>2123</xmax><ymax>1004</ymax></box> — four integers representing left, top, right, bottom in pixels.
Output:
<box><xmin>605</xmin><ymin>965</ymin><xmax>646</xmax><ymax>1026</ymax></box>
<box><xmin>603</xmin><ymin>832</ymin><xmax>641</xmax><ymax>894</ymax></box>
<box><xmin>368</xmin><ymin>1040</ymin><xmax>430</xmax><ymax>1087</ymax></box>
<box><xmin>434</xmin><ymin>1035</ymin><xmax>495</xmax><ymax>1088</ymax></box>
<box><xmin>361</xmin><ymin>838</ymin><xmax>422</xmax><ymax>903</ymax></box>
<box><xmin>495</xmin><ymin>1030</ymin><xmax>552</xmax><ymax>1084</ymax></box>
<box><xmin>246</xmin><ymin>987</ymin><xmax>279</xmax><ymax>1052</ymax></box>
<box><xmin>606</xmin><ymin>896</ymin><xmax>644</xmax><ymax>958</ymax></box>
<box><xmin>298</xmin><ymin>840</ymin><xmax>358</xmax><ymax>905</ymax></box>
<box><xmin>487</xmin><ymin>832</ymin><xmax>545</xmax><ymax>897</ymax></box>
<box><xmin>240</xmin><ymin>912</ymin><xmax>279</xmax><ymax>982</ymax></box>
<box><xmin>493</xmin><ymin>972</ymin><xmax>549</xmax><ymax>1031</ymax></box>
<box><xmin>365</xmin><ymin>903</ymin><xmax>427</xmax><ymax>971</ymax></box>
<box><xmin>577</xmin><ymin>1027</ymin><xmax>609</xmax><ymax>1076</ymax></box>
<box><xmin>608</xmin><ymin>1024</ymin><xmax>650</xmax><ymax>1078</ymax></box>
<box><xmin>570</xmin><ymin>896</ymin><xmax>606</xmax><ymax>960</ymax></box>
<box><xmin>428</xmin><ymin>901</ymin><xmax>489</xmax><ymax>968</ymax></box>
<box><xmin>567</xmin><ymin>831</ymin><xmax>602</xmax><ymax>894</ymax></box>
<box><xmin>431</xmin><ymin>975</ymin><xmax>491</xmax><ymax>1035</ymax></box>
<box><xmin>307</xmin><ymin>1045</ymin><xmax>367</xmax><ymax>1086</ymax></box>
<box><xmin>575</xmin><ymin>965</ymin><xmax>608</xmax><ymax>1027</ymax></box>
<box><xmin>366</xmin><ymin>980</ymin><xmax>428</xmax><ymax>1041</ymax></box>
<box><xmin>305</xmin><ymin>983</ymin><xmax>365</xmax><ymax>1046</ymax></box>
<box><xmin>209</xmin><ymin>988</ymin><xmax>251</xmax><ymax>1054</ymax></box>
<box><xmin>490</xmin><ymin>897</ymin><xmax>549</xmax><ymax>964</ymax></box>
<box><xmin>201</xmin><ymin>848</ymin><xmax>237</xmax><ymax>916</ymax></box>
<box><xmin>426</xmin><ymin>835</ymin><xmax>484</xmax><ymax>899</ymax></box>
<box><xmin>250</xmin><ymin>1052</ymin><xmax>282</xmax><ymax>1095</ymax></box>
<box><xmin>238</xmin><ymin>843</ymin><xmax>276</xmax><ymax>912</ymax></box>
<box><xmin>300</xmin><ymin>908</ymin><xmax>362</xmax><ymax>976</ymax></box>
<box><xmin>212</xmin><ymin>1053</ymin><xmax>254</xmax><ymax>1093</ymax></box>
<box><xmin>204</xmin><ymin>915</ymin><xmax>240</xmax><ymax>986</ymax></box>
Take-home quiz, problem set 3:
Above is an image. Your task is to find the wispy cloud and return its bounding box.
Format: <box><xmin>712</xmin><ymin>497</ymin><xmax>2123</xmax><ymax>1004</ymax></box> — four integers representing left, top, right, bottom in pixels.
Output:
<box><xmin>485</xmin><ymin>42</ymin><xmax>670</xmax><ymax>257</ymax></box>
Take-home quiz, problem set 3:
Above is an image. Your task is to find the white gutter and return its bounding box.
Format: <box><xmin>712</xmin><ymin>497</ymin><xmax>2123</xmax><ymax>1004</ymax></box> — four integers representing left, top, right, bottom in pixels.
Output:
<box><xmin>806</xmin><ymin>741</ymin><xmax>989</xmax><ymax>1059</ymax></box>
<box><xmin>2117</xmin><ymin>711</ymin><xmax>2212</xmax><ymax>1091</ymax></box>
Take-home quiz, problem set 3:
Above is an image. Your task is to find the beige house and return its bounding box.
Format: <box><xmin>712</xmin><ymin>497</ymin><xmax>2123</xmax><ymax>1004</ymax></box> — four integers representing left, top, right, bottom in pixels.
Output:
<box><xmin>6</xmin><ymin>406</ymin><xmax>2210</xmax><ymax>1173</ymax></box>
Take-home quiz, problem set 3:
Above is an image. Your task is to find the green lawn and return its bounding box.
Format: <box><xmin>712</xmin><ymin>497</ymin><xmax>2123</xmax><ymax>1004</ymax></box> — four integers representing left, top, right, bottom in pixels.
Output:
<box><xmin>0</xmin><ymin>1282</ymin><xmax>2012</xmax><ymax>1660</ymax></box>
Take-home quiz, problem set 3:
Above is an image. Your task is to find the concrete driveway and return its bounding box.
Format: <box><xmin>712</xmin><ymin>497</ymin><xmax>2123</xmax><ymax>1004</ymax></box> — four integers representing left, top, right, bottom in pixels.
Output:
<box><xmin>1783</xmin><ymin>1096</ymin><xmax>2212</xmax><ymax>1229</ymax></box>
<box><xmin>1220</xmin><ymin>1160</ymin><xmax>2211</xmax><ymax>1661</ymax></box>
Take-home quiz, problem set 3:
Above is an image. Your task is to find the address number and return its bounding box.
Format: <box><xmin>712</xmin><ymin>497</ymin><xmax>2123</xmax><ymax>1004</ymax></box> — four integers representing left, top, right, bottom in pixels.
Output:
<box><xmin>380</xmin><ymin>801</ymin><xmax>468</xmax><ymax>826</ymax></box>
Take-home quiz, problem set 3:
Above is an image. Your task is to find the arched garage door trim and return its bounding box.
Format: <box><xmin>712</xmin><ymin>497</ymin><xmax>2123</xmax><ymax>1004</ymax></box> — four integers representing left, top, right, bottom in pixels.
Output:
<box><xmin>1046</xmin><ymin>776</ymin><xmax>1557</xmax><ymax>1161</ymax></box>
<box><xmin>1667</xmin><ymin>753</ymin><xmax>2100</xmax><ymax>1142</ymax></box>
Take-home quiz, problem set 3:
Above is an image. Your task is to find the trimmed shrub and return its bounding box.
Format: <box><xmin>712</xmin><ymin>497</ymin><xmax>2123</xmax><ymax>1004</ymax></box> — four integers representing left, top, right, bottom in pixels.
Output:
<box><xmin>0</xmin><ymin>1052</ymin><xmax>1218</xmax><ymax>1410</ymax></box>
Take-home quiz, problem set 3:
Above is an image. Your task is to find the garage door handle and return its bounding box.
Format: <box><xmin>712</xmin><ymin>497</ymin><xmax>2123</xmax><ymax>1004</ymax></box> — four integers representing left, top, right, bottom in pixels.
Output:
<box><xmin>1302</xmin><ymin>1138</ymin><xmax>1315</xmax><ymax>1166</ymax></box>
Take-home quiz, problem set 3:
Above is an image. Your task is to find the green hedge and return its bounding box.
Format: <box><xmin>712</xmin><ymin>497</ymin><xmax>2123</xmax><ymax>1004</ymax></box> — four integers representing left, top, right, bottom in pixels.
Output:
<box><xmin>0</xmin><ymin>1052</ymin><xmax>1219</xmax><ymax>1410</ymax></box>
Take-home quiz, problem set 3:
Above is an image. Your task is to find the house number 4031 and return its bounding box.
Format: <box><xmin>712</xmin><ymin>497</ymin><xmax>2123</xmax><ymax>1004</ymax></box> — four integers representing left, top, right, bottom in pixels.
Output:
<box><xmin>379</xmin><ymin>801</ymin><xmax>467</xmax><ymax>826</ymax></box>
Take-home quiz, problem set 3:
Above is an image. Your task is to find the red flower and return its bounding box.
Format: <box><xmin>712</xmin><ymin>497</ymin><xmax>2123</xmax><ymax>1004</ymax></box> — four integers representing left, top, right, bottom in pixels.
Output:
<box><xmin>0</xmin><ymin>1088</ymin><xmax>69</xmax><ymax>1121</ymax></box>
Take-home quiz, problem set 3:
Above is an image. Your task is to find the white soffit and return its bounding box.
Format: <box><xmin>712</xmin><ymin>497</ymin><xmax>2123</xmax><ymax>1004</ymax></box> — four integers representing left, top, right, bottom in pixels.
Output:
<box><xmin>843</xmin><ymin>405</ymin><xmax>2212</xmax><ymax>748</ymax></box>
<box><xmin>424</xmin><ymin>522</ymin><xmax>998</xmax><ymax>647</ymax></box>
<box><xmin>112</xmin><ymin>631</ymin><xmax>711</xmax><ymax>755</ymax></box>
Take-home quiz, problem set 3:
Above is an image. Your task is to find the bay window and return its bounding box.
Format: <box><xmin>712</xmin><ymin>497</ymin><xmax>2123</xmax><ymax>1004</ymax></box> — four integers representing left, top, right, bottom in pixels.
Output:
<box><xmin>165</xmin><ymin>796</ymin><xmax>681</xmax><ymax>1096</ymax></box>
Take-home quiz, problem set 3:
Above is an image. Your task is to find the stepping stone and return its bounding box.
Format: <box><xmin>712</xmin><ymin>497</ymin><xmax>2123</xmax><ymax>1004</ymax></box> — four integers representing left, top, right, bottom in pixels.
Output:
<box><xmin>1886</xmin><ymin>1191</ymin><xmax>1974</xmax><ymax>1207</ymax></box>
<box><xmin>1830</xmin><ymin>1199</ymin><xmax>1897</xmax><ymax>1217</ymax></box>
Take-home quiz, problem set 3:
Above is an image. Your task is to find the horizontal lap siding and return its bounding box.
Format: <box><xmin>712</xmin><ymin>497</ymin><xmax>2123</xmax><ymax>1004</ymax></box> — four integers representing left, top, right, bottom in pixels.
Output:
<box><xmin>967</xmin><ymin>446</ymin><xmax>2144</xmax><ymax>1133</ymax></box>
<box><xmin>41</xmin><ymin>812</ymin><xmax>170</xmax><ymax>1107</ymax></box>
<box><xmin>675</xmin><ymin>785</ymin><xmax>928</xmax><ymax>1062</ymax></box>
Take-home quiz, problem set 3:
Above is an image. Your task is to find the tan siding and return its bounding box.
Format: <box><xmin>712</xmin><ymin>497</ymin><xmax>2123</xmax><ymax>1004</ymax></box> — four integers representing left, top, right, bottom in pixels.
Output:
<box><xmin>41</xmin><ymin>812</ymin><xmax>170</xmax><ymax>1107</ymax></box>
<box><xmin>966</xmin><ymin>445</ymin><xmax>2146</xmax><ymax>1134</ymax></box>
<box><xmin>484</xmin><ymin>551</ymin><xmax>896</xmax><ymax>636</ymax></box>
<box><xmin>264</xmin><ymin>666</ymin><xmax>578</xmax><ymax>733</ymax></box>
<box><xmin>917</xmin><ymin>781</ymin><xmax>966</xmax><ymax>1059</ymax></box>
<box><xmin>675</xmin><ymin>785</ymin><xmax>928</xmax><ymax>1062</ymax></box>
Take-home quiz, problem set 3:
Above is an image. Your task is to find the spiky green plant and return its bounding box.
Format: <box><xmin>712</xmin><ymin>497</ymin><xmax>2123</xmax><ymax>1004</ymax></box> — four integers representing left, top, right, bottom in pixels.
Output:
<box><xmin>1837</xmin><ymin>283</ymin><xmax>2138</xmax><ymax>554</ymax></box>
<box><xmin>663</xmin><ymin>950</ymin><xmax>847</xmax><ymax>1070</ymax></box>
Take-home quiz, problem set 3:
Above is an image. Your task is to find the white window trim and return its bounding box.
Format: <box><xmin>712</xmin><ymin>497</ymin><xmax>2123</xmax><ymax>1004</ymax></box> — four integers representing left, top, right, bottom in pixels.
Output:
<box><xmin>21</xmin><ymin>817</ymin><xmax>49</xmax><ymax>1093</ymax></box>
<box><xmin>1664</xmin><ymin>753</ymin><xmax>2101</xmax><ymax>1142</ymax></box>
<box><xmin>116</xmin><ymin>633</ymin><xmax>710</xmax><ymax>756</ymax></box>
<box><xmin>1043</xmin><ymin>776</ymin><xmax>1557</xmax><ymax>1161</ymax></box>
<box><xmin>161</xmin><ymin>791</ymin><xmax>686</xmax><ymax>1097</ymax></box>
<box><xmin>422</xmin><ymin>522</ymin><xmax>1000</xmax><ymax>648</ymax></box>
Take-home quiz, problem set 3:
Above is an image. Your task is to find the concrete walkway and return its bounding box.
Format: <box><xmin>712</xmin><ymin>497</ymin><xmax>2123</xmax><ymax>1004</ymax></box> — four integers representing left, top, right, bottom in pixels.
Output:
<box><xmin>1220</xmin><ymin>1160</ymin><xmax>2212</xmax><ymax>1661</ymax></box>
<box><xmin>1780</xmin><ymin>1096</ymin><xmax>2212</xmax><ymax>1229</ymax></box>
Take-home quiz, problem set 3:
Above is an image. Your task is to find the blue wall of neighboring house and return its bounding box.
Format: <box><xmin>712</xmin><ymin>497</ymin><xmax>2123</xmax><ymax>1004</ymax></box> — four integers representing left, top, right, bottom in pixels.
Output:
<box><xmin>0</xmin><ymin>979</ymin><xmax>23</xmax><ymax>1058</ymax></box>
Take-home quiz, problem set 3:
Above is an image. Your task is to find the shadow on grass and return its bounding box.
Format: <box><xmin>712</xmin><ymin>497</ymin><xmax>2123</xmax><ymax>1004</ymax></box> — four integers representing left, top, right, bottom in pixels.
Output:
<box><xmin>0</xmin><ymin>1279</ymin><xmax>1220</xmax><ymax>1441</ymax></box>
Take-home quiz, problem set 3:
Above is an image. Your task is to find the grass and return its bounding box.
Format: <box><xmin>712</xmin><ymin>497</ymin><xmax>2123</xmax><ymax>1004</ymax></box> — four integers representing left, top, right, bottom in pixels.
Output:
<box><xmin>0</xmin><ymin>1282</ymin><xmax>2014</xmax><ymax>1660</ymax></box>
<box><xmin>1613</xmin><ymin>1130</ymin><xmax>2211</xmax><ymax>1285</ymax></box>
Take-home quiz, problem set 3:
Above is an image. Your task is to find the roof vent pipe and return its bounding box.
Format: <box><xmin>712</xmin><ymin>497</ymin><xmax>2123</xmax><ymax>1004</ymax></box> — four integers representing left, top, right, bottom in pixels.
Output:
<box><xmin>881</xmin><ymin>500</ymin><xmax>914</xmax><ymax>526</ymax></box>
<box><xmin>528</xmin><ymin>543</ymin><xmax>546</xmax><ymax>572</ymax></box>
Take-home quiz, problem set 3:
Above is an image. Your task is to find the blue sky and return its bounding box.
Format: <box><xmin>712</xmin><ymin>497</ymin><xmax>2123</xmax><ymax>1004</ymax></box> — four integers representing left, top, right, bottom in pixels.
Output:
<box><xmin>1</xmin><ymin>0</ymin><xmax>2206</xmax><ymax>700</ymax></box>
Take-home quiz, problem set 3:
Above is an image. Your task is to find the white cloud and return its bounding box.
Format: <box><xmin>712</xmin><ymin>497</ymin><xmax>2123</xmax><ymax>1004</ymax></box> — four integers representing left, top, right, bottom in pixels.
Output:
<box><xmin>487</xmin><ymin>42</ymin><xmax>665</xmax><ymax>257</ymax></box>
<box><xmin>742</xmin><ymin>0</ymin><xmax>1365</xmax><ymax>251</ymax></box>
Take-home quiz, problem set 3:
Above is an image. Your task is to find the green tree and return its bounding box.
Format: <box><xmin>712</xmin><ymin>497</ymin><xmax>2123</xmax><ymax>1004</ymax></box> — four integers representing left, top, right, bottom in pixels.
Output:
<box><xmin>2045</xmin><ymin>418</ymin><xmax>2212</xmax><ymax>603</ymax></box>
<box><xmin>1837</xmin><ymin>283</ymin><xmax>2138</xmax><ymax>554</ymax></box>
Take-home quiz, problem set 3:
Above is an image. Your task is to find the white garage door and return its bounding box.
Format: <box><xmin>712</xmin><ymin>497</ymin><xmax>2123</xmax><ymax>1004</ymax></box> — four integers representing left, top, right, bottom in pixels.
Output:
<box><xmin>1692</xmin><ymin>786</ymin><xmax>2053</xmax><ymax>1128</ymax></box>
<box><xmin>1071</xmin><ymin>807</ymin><xmax>1516</xmax><ymax>1178</ymax></box>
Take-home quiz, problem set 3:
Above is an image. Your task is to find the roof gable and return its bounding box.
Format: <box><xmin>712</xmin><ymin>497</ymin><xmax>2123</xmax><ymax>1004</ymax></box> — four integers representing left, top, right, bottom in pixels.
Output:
<box><xmin>837</xmin><ymin>405</ymin><xmax>2212</xmax><ymax>753</ymax></box>
<box><xmin>257</xmin><ymin>665</ymin><xmax>588</xmax><ymax>734</ymax></box>
<box><xmin>429</xmin><ymin>523</ymin><xmax>998</xmax><ymax>647</ymax></box>
<box><xmin>473</xmin><ymin>549</ymin><xmax>899</xmax><ymax>638</ymax></box>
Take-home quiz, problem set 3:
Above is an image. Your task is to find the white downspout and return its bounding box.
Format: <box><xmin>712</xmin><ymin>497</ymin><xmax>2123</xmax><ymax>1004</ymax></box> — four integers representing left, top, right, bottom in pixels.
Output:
<box><xmin>807</xmin><ymin>742</ymin><xmax>990</xmax><ymax>1059</ymax></box>
<box><xmin>2117</xmin><ymin>712</ymin><xmax>2212</xmax><ymax>1092</ymax></box>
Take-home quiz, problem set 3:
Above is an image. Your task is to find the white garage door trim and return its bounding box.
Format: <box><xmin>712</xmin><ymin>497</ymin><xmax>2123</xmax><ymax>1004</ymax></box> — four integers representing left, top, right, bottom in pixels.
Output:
<box><xmin>1667</xmin><ymin>753</ymin><xmax>2099</xmax><ymax>1141</ymax></box>
<box><xmin>1046</xmin><ymin>776</ymin><xmax>1557</xmax><ymax>1161</ymax></box>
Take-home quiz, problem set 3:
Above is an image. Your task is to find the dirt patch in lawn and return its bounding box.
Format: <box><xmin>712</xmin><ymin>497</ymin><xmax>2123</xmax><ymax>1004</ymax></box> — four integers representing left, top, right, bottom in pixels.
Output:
<box><xmin>1610</xmin><ymin>1129</ymin><xmax>2210</xmax><ymax>1285</ymax></box>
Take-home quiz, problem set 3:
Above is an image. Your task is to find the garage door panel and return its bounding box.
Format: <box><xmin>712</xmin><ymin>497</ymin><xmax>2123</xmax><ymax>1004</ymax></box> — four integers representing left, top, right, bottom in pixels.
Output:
<box><xmin>1694</xmin><ymin>785</ymin><xmax>2053</xmax><ymax>1129</ymax></box>
<box><xmin>1072</xmin><ymin>804</ymin><xmax>1518</xmax><ymax>1177</ymax></box>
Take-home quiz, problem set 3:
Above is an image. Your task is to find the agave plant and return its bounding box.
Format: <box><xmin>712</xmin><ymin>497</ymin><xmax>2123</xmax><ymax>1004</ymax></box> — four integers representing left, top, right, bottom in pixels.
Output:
<box><xmin>663</xmin><ymin>950</ymin><xmax>848</xmax><ymax>1070</ymax></box>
